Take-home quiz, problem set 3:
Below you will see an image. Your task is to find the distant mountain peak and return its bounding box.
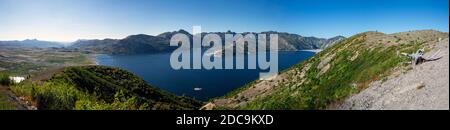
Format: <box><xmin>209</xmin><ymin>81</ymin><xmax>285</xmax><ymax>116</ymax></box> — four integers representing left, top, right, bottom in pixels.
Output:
<box><xmin>0</xmin><ymin>39</ymin><xmax>64</xmax><ymax>48</ymax></box>
<box><xmin>23</xmin><ymin>39</ymin><xmax>39</xmax><ymax>41</ymax></box>
<box><xmin>66</xmin><ymin>29</ymin><xmax>347</xmax><ymax>54</ymax></box>
<box><xmin>177</xmin><ymin>29</ymin><xmax>190</xmax><ymax>34</ymax></box>
<box><xmin>126</xmin><ymin>34</ymin><xmax>153</xmax><ymax>38</ymax></box>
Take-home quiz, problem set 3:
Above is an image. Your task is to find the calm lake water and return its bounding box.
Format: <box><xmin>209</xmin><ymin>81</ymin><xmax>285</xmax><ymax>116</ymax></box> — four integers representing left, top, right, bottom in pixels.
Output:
<box><xmin>96</xmin><ymin>51</ymin><xmax>316</xmax><ymax>101</ymax></box>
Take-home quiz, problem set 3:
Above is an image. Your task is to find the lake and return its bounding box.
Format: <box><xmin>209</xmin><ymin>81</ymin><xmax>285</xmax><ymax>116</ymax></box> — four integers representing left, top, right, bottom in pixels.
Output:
<box><xmin>96</xmin><ymin>51</ymin><xmax>316</xmax><ymax>101</ymax></box>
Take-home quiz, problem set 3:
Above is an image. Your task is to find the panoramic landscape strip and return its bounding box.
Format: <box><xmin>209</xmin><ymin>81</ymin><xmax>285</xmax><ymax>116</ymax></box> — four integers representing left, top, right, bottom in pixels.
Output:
<box><xmin>0</xmin><ymin>0</ymin><xmax>448</xmax><ymax>112</ymax></box>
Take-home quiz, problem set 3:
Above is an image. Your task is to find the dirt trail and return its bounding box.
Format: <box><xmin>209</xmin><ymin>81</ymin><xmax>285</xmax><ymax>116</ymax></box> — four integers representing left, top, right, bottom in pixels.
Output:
<box><xmin>338</xmin><ymin>38</ymin><xmax>449</xmax><ymax>110</ymax></box>
<box><xmin>0</xmin><ymin>85</ymin><xmax>30</xmax><ymax>110</ymax></box>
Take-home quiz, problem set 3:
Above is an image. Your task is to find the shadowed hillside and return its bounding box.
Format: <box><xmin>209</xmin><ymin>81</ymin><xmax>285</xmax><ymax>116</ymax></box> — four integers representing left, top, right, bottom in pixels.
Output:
<box><xmin>10</xmin><ymin>66</ymin><xmax>203</xmax><ymax>110</ymax></box>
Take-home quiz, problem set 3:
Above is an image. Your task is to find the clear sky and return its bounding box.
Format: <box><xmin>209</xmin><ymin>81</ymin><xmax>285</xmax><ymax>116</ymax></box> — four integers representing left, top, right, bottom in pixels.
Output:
<box><xmin>0</xmin><ymin>0</ymin><xmax>448</xmax><ymax>42</ymax></box>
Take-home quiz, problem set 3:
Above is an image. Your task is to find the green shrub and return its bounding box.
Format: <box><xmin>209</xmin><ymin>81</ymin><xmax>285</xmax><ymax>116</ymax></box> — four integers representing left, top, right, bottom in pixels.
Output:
<box><xmin>0</xmin><ymin>72</ymin><xmax>11</xmax><ymax>86</ymax></box>
<box><xmin>33</xmin><ymin>81</ymin><xmax>88</xmax><ymax>110</ymax></box>
<box><xmin>74</xmin><ymin>91</ymin><xmax>149</xmax><ymax>110</ymax></box>
<box><xmin>10</xmin><ymin>82</ymin><xmax>35</xmax><ymax>98</ymax></box>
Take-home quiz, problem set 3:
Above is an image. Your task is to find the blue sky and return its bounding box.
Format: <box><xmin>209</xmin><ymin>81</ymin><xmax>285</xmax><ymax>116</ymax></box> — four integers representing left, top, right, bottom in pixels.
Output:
<box><xmin>0</xmin><ymin>0</ymin><xmax>448</xmax><ymax>41</ymax></box>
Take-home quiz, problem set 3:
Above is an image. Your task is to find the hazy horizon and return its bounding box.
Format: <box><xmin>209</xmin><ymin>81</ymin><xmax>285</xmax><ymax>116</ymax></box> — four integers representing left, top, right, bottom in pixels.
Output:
<box><xmin>1</xmin><ymin>29</ymin><xmax>448</xmax><ymax>43</ymax></box>
<box><xmin>0</xmin><ymin>0</ymin><xmax>448</xmax><ymax>42</ymax></box>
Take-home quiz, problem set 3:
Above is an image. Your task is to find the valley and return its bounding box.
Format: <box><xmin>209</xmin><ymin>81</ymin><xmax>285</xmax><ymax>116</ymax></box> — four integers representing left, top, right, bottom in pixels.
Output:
<box><xmin>0</xmin><ymin>47</ymin><xmax>94</xmax><ymax>75</ymax></box>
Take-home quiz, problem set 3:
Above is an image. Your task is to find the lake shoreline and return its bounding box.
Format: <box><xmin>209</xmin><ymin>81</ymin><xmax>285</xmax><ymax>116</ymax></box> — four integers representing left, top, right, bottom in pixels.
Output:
<box><xmin>95</xmin><ymin>50</ymin><xmax>316</xmax><ymax>101</ymax></box>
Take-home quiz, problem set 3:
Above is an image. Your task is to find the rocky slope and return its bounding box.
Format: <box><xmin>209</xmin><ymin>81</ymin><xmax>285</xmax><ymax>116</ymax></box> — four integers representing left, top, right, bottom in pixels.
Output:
<box><xmin>337</xmin><ymin>38</ymin><xmax>449</xmax><ymax>110</ymax></box>
<box><xmin>205</xmin><ymin>30</ymin><xmax>448</xmax><ymax>110</ymax></box>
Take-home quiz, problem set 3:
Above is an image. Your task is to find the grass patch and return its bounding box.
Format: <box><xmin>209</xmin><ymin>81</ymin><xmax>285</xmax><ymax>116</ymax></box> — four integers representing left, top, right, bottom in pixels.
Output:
<box><xmin>0</xmin><ymin>72</ymin><xmax>12</xmax><ymax>86</ymax></box>
<box><xmin>0</xmin><ymin>93</ymin><xmax>16</xmax><ymax>110</ymax></box>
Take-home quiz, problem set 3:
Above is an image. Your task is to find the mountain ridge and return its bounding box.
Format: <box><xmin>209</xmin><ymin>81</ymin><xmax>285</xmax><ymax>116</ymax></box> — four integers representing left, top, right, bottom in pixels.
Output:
<box><xmin>0</xmin><ymin>39</ymin><xmax>65</xmax><ymax>48</ymax></box>
<box><xmin>69</xmin><ymin>30</ymin><xmax>345</xmax><ymax>54</ymax></box>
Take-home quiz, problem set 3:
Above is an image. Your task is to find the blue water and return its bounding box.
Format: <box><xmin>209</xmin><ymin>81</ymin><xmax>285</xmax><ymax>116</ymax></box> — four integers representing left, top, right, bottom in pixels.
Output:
<box><xmin>96</xmin><ymin>51</ymin><xmax>315</xmax><ymax>101</ymax></box>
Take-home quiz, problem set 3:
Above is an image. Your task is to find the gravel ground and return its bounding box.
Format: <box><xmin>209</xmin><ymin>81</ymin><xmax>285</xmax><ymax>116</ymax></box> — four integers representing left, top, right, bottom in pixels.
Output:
<box><xmin>339</xmin><ymin>38</ymin><xmax>449</xmax><ymax>110</ymax></box>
